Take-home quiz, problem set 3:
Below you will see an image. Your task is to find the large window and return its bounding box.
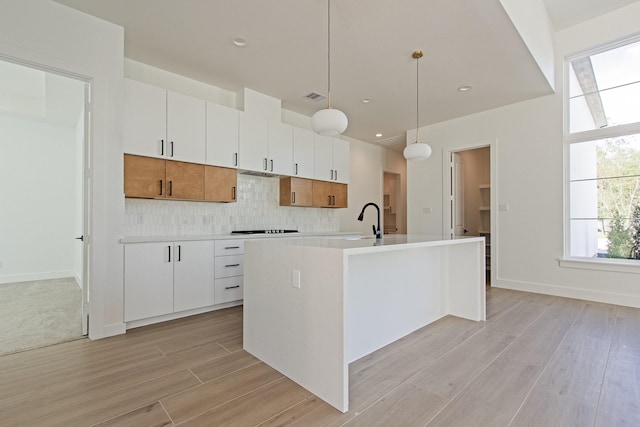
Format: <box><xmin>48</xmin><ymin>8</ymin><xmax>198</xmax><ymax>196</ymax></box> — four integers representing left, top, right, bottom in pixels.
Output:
<box><xmin>567</xmin><ymin>37</ymin><xmax>640</xmax><ymax>263</ymax></box>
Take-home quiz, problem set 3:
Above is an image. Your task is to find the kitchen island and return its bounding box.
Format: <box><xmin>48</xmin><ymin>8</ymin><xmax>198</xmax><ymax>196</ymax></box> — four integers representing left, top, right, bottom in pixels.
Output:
<box><xmin>243</xmin><ymin>234</ymin><xmax>486</xmax><ymax>413</ymax></box>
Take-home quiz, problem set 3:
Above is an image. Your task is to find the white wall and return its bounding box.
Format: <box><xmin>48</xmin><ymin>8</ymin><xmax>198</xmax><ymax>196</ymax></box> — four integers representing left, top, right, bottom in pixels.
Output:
<box><xmin>339</xmin><ymin>138</ymin><xmax>407</xmax><ymax>236</ymax></box>
<box><xmin>0</xmin><ymin>0</ymin><xmax>125</xmax><ymax>338</ymax></box>
<box><xmin>407</xmin><ymin>2</ymin><xmax>640</xmax><ymax>307</ymax></box>
<box><xmin>0</xmin><ymin>116</ymin><xmax>76</xmax><ymax>283</ymax></box>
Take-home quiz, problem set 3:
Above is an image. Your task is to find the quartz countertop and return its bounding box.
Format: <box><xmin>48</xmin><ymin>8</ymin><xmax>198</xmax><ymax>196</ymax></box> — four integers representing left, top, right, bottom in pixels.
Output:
<box><xmin>119</xmin><ymin>231</ymin><xmax>361</xmax><ymax>244</ymax></box>
<box><xmin>245</xmin><ymin>234</ymin><xmax>486</xmax><ymax>255</ymax></box>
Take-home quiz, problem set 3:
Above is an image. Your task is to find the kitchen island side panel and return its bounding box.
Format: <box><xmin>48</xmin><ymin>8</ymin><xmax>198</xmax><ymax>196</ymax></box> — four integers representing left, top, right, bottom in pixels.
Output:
<box><xmin>243</xmin><ymin>241</ymin><xmax>348</xmax><ymax>412</ymax></box>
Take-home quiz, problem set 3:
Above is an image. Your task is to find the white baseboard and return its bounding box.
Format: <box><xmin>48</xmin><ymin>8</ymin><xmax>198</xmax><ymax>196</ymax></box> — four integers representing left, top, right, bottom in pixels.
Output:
<box><xmin>494</xmin><ymin>277</ymin><xmax>640</xmax><ymax>308</ymax></box>
<box><xmin>125</xmin><ymin>301</ymin><xmax>243</xmax><ymax>330</ymax></box>
<box><xmin>93</xmin><ymin>322</ymin><xmax>126</xmax><ymax>339</ymax></box>
<box><xmin>0</xmin><ymin>270</ymin><xmax>76</xmax><ymax>285</ymax></box>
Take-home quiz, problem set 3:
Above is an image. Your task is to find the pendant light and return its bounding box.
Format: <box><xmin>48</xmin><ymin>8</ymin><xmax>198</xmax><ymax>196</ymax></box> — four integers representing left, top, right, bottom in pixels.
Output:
<box><xmin>404</xmin><ymin>50</ymin><xmax>432</xmax><ymax>161</ymax></box>
<box><xmin>312</xmin><ymin>0</ymin><xmax>348</xmax><ymax>136</ymax></box>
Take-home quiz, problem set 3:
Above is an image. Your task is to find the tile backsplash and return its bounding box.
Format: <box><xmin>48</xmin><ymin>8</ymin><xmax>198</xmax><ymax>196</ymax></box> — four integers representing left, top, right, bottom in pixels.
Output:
<box><xmin>124</xmin><ymin>174</ymin><xmax>339</xmax><ymax>236</ymax></box>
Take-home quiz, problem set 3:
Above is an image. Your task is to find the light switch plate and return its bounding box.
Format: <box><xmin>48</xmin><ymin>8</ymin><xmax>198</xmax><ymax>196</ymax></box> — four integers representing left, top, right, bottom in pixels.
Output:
<box><xmin>292</xmin><ymin>270</ymin><xmax>301</xmax><ymax>288</ymax></box>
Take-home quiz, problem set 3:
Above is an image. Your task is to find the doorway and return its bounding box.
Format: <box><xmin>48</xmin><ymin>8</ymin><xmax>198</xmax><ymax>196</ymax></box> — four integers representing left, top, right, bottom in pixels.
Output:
<box><xmin>446</xmin><ymin>145</ymin><xmax>492</xmax><ymax>283</ymax></box>
<box><xmin>383</xmin><ymin>172</ymin><xmax>401</xmax><ymax>234</ymax></box>
<box><xmin>0</xmin><ymin>58</ymin><xmax>89</xmax><ymax>354</ymax></box>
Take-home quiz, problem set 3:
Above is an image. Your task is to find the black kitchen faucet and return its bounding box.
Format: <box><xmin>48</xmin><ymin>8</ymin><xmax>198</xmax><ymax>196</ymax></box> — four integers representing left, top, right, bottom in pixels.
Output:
<box><xmin>357</xmin><ymin>202</ymin><xmax>382</xmax><ymax>239</ymax></box>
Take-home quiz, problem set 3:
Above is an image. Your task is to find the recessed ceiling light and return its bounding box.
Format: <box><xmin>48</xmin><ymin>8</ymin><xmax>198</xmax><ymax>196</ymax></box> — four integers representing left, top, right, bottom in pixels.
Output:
<box><xmin>376</xmin><ymin>133</ymin><xmax>382</xmax><ymax>138</ymax></box>
<box><xmin>458</xmin><ymin>85</ymin><xmax>473</xmax><ymax>92</ymax></box>
<box><xmin>232</xmin><ymin>37</ymin><xmax>247</xmax><ymax>47</ymax></box>
<box><xmin>361</xmin><ymin>98</ymin><xmax>373</xmax><ymax>104</ymax></box>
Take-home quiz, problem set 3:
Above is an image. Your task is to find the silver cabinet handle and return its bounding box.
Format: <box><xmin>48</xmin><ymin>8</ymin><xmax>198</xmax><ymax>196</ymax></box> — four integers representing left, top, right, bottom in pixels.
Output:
<box><xmin>225</xmin><ymin>285</ymin><xmax>240</xmax><ymax>290</ymax></box>
<box><xmin>270</xmin><ymin>159</ymin><xmax>274</xmax><ymax>171</ymax></box>
<box><xmin>225</xmin><ymin>263</ymin><xmax>241</xmax><ymax>267</ymax></box>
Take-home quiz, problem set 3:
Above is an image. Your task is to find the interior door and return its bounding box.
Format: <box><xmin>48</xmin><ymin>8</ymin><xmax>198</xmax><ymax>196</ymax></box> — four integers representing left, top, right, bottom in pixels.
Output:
<box><xmin>81</xmin><ymin>82</ymin><xmax>91</xmax><ymax>335</ymax></box>
<box><xmin>451</xmin><ymin>153</ymin><xmax>466</xmax><ymax>237</ymax></box>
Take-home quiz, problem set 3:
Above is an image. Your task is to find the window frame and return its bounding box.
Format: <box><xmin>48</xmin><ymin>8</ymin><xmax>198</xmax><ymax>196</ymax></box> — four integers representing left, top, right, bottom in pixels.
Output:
<box><xmin>562</xmin><ymin>34</ymin><xmax>640</xmax><ymax>273</ymax></box>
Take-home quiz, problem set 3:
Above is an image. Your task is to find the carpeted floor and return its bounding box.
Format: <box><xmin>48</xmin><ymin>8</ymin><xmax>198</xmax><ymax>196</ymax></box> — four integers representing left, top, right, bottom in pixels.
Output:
<box><xmin>0</xmin><ymin>277</ymin><xmax>83</xmax><ymax>356</ymax></box>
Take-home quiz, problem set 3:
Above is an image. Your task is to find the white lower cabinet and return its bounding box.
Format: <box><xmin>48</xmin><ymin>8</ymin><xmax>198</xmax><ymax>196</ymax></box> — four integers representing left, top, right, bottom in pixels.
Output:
<box><xmin>214</xmin><ymin>239</ymin><xmax>244</xmax><ymax>304</ymax></box>
<box><xmin>124</xmin><ymin>240</ymin><xmax>215</xmax><ymax>322</ymax></box>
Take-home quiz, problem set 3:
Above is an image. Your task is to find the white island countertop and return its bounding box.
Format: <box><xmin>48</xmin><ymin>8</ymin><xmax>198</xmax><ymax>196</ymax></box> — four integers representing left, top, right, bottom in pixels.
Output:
<box><xmin>119</xmin><ymin>231</ymin><xmax>360</xmax><ymax>244</ymax></box>
<box><xmin>243</xmin><ymin>233</ymin><xmax>486</xmax><ymax>413</ymax></box>
<box><xmin>259</xmin><ymin>234</ymin><xmax>485</xmax><ymax>254</ymax></box>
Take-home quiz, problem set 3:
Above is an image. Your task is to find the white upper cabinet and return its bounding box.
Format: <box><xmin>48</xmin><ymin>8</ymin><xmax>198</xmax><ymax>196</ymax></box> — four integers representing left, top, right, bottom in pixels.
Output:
<box><xmin>124</xmin><ymin>79</ymin><xmax>167</xmax><ymax>158</ymax></box>
<box><xmin>267</xmin><ymin>120</ymin><xmax>293</xmax><ymax>176</ymax></box>
<box><xmin>314</xmin><ymin>135</ymin><xmax>349</xmax><ymax>183</ymax></box>
<box><xmin>293</xmin><ymin>127</ymin><xmax>315</xmax><ymax>179</ymax></box>
<box><xmin>123</xmin><ymin>78</ymin><xmax>206</xmax><ymax>163</ymax></box>
<box><xmin>332</xmin><ymin>138</ymin><xmax>350</xmax><ymax>184</ymax></box>
<box><xmin>238</xmin><ymin>112</ymin><xmax>269</xmax><ymax>172</ymax></box>
<box><xmin>206</xmin><ymin>102</ymin><xmax>239</xmax><ymax>168</ymax></box>
<box><xmin>166</xmin><ymin>91</ymin><xmax>206</xmax><ymax>164</ymax></box>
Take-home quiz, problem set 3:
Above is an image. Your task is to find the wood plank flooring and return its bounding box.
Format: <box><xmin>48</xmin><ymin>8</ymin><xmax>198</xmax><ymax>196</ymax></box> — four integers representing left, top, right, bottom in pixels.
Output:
<box><xmin>1</xmin><ymin>287</ymin><xmax>639</xmax><ymax>426</ymax></box>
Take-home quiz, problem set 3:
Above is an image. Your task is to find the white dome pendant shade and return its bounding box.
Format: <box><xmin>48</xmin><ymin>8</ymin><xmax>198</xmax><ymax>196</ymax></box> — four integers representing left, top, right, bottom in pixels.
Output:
<box><xmin>404</xmin><ymin>140</ymin><xmax>432</xmax><ymax>160</ymax></box>
<box><xmin>312</xmin><ymin>0</ymin><xmax>348</xmax><ymax>137</ymax></box>
<box><xmin>404</xmin><ymin>50</ymin><xmax>432</xmax><ymax>161</ymax></box>
<box><xmin>312</xmin><ymin>107</ymin><xmax>348</xmax><ymax>136</ymax></box>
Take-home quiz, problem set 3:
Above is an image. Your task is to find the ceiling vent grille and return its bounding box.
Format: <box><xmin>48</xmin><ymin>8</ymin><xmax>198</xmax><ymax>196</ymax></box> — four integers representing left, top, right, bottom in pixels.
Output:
<box><xmin>305</xmin><ymin>92</ymin><xmax>326</xmax><ymax>102</ymax></box>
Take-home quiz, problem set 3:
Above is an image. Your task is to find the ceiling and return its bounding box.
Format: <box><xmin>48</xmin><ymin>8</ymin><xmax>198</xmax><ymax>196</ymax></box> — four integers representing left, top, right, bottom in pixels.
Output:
<box><xmin>54</xmin><ymin>0</ymin><xmax>640</xmax><ymax>151</ymax></box>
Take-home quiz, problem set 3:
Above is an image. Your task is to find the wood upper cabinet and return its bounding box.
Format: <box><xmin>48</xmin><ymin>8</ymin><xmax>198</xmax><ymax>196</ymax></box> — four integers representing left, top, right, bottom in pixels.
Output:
<box><xmin>280</xmin><ymin>177</ymin><xmax>313</xmax><ymax>207</ymax></box>
<box><xmin>165</xmin><ymin>160</ymin><xmax>205</xmax><ymax>200</ymax></box>
<box><xmin>205</xmin><ymin>165</ymin><xmax>237</xmax><ymax>203</ymax></box>
<box><xmin>312</xmin><ymin>180</ymin><xmax>348</xmax><ymax>208</ymax></box>
<box><xmin>124</xmin><ymin>154</ymin><xmax>166</xmax><ymax>199</ymax></box>
<box><xmin>124</xmin><ymin>154</ymin><xmax>205</xmax><ymax>201</ymax></box>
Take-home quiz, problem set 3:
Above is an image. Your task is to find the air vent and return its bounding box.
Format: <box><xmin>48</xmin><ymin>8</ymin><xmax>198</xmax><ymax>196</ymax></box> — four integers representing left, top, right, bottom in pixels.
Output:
<box><xmin>305</xmin><ymin>92</ymin><xmax>326</xmax><ymax>102</ymax></box>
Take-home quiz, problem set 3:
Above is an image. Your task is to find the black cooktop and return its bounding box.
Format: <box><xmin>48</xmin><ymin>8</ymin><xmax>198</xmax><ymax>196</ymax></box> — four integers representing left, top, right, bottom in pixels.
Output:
<box><xmin>231</xmin><ymin>229</ymin><xmax>299</xmax><ymax>235</ymax></box>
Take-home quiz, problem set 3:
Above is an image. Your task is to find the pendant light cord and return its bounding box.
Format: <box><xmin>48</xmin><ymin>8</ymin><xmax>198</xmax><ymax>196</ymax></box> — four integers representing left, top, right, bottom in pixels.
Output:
<box><xmin>327</xmin><ymin>0</ymin><xmax>332</xmax><ymax>108</ymax></box>
<box><xmin>416</xmin><ymin>52</ymin><xmax>419</xmax><ymax>143</ymax></box>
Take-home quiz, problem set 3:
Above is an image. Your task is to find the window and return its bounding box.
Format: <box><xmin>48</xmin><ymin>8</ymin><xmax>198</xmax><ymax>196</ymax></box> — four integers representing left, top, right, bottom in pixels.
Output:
<box><xmin>566</xmin><ymin>37</ymin><xmax>640</xmax><ymax>264</ymax></box>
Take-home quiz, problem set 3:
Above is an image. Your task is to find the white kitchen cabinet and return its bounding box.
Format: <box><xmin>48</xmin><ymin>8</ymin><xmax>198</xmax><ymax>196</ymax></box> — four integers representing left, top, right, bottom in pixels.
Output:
<box><xmin>206</xmin><ymin>101</ymin><xmax>239</xmax><ymax>168</ymax></box>
<box><xmin>238</xmin><ymin>112</ymin><xmax>269</xmax><ymax>172</ymax></box>
<box><xmin>166</xmin><ymin>91</ymin><xmax>206</xmax><ymax>163</ymax></box>
<box><xmin>238</xmin><ymin>112</ymin><xmax>294</xmax><ymax>175</ymax></box>
<box><xmin>267</xmin><ymin>120</ymin><xmax>293</xmax><ymax>175</ymax></box>
<box><xmin>314</xmin><ymin>135</ymin><xmax>350</xmax><ymax>184</ymax></box>
<box><xmin>124</xmin><ymin>242</ymin><xmax>174</xmax><ymax>322</ymax></box>
<box><xmin>214</xmin><ymin>239</ymin><xmax>244</xmax><ymax>305</ymax></box>
<box><xmin>293</xmin><ymin>127</ymin><xmax>315</xmax><ymax>179</ymax></box>
<box><xmin>124</xmin><ymin>240</ymin><xmax>215</xmax><ymax>322</ymax></box>
<box><xmin>124</xmin><ymin>79</ymin><xmax>167</xmax><ymax>158</ymax></box>
<box><xmin>123</xmin><ymin>78</ymin><xmax>206</xmax><ymax>164</ymax></box>
<box><xmin>173</xmin><ymin>240</ymin><xmax>215</xmax><ymax>312</ymax></box>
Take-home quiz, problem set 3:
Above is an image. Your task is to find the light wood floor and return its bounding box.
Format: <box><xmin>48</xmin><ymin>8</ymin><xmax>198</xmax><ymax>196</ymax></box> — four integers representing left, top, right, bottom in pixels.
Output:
<box><xmin>1</xmin><ymin>287</ymin><xmax>639</xmax><ymax>426</ymax></box>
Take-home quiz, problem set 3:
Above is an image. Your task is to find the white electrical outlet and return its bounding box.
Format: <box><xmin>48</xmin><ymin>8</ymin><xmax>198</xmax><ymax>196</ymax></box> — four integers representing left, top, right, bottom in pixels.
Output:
<box><xmin>292</xmin><ymin>270</ymin><xmax>301</xmax><ymax>288</ymax></box>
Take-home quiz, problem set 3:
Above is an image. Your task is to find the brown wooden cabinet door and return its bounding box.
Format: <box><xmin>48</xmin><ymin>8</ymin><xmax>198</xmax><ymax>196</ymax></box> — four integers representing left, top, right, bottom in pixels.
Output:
<box><xmin>280</xmin><ymin>177</ymin><xmax>313</xmax><ymax>207</ymax></box>
<box><xmin>124</xmin><ymin>154</ymin><xmax>166</xmax><ymax>199</ymax></box>
<box><xmin>312</xmin><ymin>180</ymin><xmax>333</xmax><ymax>207</ymax></box>
<box><xmin>165</xmin><ymin>160</ymin><xmax>205</xmax><ymax>200</ymax></box>
<box><xmin>332</xmin><ymin>183</ymin><xmax>348</xmax><ymax>208</ymax></box>
<box><xmin>205</xmin><ymin>165</ymin><xmax>237</xmax><ymax>202</ymax></box>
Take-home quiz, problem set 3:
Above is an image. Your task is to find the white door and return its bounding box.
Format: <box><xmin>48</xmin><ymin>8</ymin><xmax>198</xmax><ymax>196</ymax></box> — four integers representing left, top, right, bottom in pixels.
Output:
<box><xmin>451</xmin><ymin>153</ymin><xmax>466</xmax><ymax>237</ymax></box>
<box><xmin>81</xmin><ymin>82</ymin><xmax>91</xmax><ymax>335</ymax></box>
<box><xmin>166</xmin><ymin>91</ymin><xmax>206</xmax><ymax>163</ymax></box>
<box><xmin>206</xmin><ymin>101</ymin><xmax>239</xmax><ymax>168</ymax></box>
<box><xmin>267</xmin><ymin>120</ymin><xmax>293</xmax><ymax>175</ymax></box>
<box><xmin>314</xmin><ymin>134</ymin><xmax>334</xmax><ymax>181</ymax></box>
<box><xmin>238</xmin><ymin>112</ymin><xmax>268</xmax><ymax>172</ymax></box>
<box><xmin>293</xmin><ymin>127</ymin><xmax>315</xmax><ymax>178</ymax></box>
<box><xmin>173</xmin><ymin>241</ymin><xmax>215</xmax><ymax>312</ymax></box>
<box><xmin>332</xmin><ymin>138</ymin><xmax>350</xmax><ymax>183</ymax></box>
<box><xmin>123</xmin><ymin>78</ymin><xmax>167</xmax><ymax>158</ymax></box>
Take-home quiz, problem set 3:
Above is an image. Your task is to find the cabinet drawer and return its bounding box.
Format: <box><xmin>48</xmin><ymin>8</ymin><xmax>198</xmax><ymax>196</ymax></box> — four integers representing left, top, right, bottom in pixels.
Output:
<box><xmin>214</xmin><ymin>255</ymin><xmax>244</xmax><ymax>278</ymax></box>
<box><xmin>215</xmin><ymin>277</ymin><xmax>243</xmax><ymax>304</ymax></box>
<box><xmin>215</xmin><ymin>239</ymin><xmax>244</xmax><ymax>256</ymax></box>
